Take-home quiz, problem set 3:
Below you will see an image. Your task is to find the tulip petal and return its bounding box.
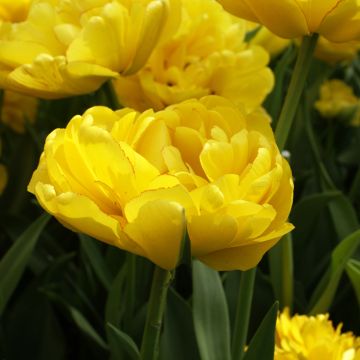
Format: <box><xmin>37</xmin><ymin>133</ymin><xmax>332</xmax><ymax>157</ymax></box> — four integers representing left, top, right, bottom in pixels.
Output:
<box><xmin>243</xmin><ymin>0</ymin><xmax>309</xmax><ymax>38</ymax></box>
<box><xmin>318</xmin><ymin>0</ymin><xmax>360</xmax><ymax>42</ymax></box>
<box><xmin>124</xmin><ymin>199</ymin><xmax>186</xmax><ymax>270</ymax></box>
<box><xmin>34</xmin><ymin>182</ymin><xmax>144</xmax><ymax>256</ymax></box>
<box><xmin>188</xmin><ymin>213</ymin><xmax>238</xmax><ymax>256</ymax></box>
<box><xmin>198</xmin><ymin>223</ymin><xmax>294</xmax><ymax>271</ymax></box>
<box><xmin>124</xmin><ymin>185</ymin><xmax>195</xmax><ymax>222</ymax></box>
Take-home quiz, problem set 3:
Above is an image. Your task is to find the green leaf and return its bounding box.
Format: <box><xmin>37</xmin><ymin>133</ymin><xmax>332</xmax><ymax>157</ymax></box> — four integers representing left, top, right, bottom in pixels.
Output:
<box><xmin>308</xmin><ymin>229</ymin><xmax>360</xmax><ymax>314</ymax></box>
<box><xmin>105</xmin><ymin>265</ymin><xmax>127</xmax><ymax>327</ymax></box>
<box><xmin>68</xmin><ymin>305</ymin><xmax>108</xmax><ymax>350</ymax></box>
<box><xmin>160</xmin><ymin>288</ymin><xmax>200</xmax><ymax>360</ymax></box>
<box><xmin>43</xmin><ymin>289</ymin><xmax>108</xmax><ymax>350</ymax></box>
<box><xmin>243</xmin><ymin>302</ymin><xmax>279</xmax><ymax>360</ymax></box>
<box><xmin>192</xmin><ymin>261</ymin><xmax>231</xmax><ymax>360</ymax></box>
<box><xmin>106</xmin><ymin>323</ymin><xmax>140</xmax><ymax>360</ymax></box>
<box><xmin>0</xmin><ymin>213</ymin><xmax>50</xmax><ymax>314</ymax></box>
<box><xmin>346</xmin><ymin>259</ymin><xmax>360</xmax><ymax>306</ymax></box>
<box><xmin>291</xmin><ymin>191</ymin><xmax>341</xmax><ymax>241</ymax></box>
<box><xmin>328</xmin><ymin>195</ymin><xmax>359</xmax><ymax>239</ymax></box>
<box><xmin>79</xmin><ymin>234</ymin><xmax>113</xmax><ymax>290</ymax></box>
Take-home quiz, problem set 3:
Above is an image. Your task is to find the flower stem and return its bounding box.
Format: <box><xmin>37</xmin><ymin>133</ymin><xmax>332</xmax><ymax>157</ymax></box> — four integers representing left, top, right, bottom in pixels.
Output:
<box><xmin>275</xmin><ymin>33</ymin><xmax>318</xmax><ymax>151</ymax></box>
<box><xmin>272</xmin><ymin>34</ymin><xmax>318</xmax><ymax>314</ymax></box>
<box><xmin>231</xmin><ymin>267</ymin><xmax>256</xmax><ymax>360</ymax></box>
<box><xmin>280</xmin><ymin>233</ymin><xmax>293</xmax><ymax>310</ymax></box>
<box><xmin>140</xmin><ymin>265</ymin><xmax>172</xmax><ymax>360</ymax></box>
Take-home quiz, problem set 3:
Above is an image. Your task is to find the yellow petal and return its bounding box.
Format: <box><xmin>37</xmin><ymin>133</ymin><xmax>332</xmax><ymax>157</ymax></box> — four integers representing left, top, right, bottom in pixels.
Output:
<box><xmin>124</xmin><ymin>199</ymin><xmax>186</xmax><ymax>270</ymax></box>
<box><xmin>198</xmin><ymin>223</ymin><xmax>294</xmax><ymax>271</ymax></box>
<box><xmin>188</xmin><ymin>212</ymin><xmax>238</xmax><ymax>256</ymax></box>
<box><xmin>124</xmin><ymin>185</ymin><xmax>195</xmax><ymax>222</ymax></box>
<box><xmin>318</xmin><ymin>0</ymin><xmax>360</xmax><ymax>42</ymax></box>
<box><xmin>33</xmin><ymin>182</ymin><xmax>144</xmax><ymax>255</ymax></box>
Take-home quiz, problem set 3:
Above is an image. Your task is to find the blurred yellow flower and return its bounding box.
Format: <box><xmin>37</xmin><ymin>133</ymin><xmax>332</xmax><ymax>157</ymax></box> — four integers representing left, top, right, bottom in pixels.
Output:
<box><xmin>0</xmin><ymin>163</ymin><xmax>6</xmax><ymax>194</ymax></box>
<box><xmin>0</xmin><ymin>0</ymin><xmax>31</xmax><ymax>22</ymax></box>
<box><xmin>28</xmin><ymin>96</ymin><xmax>294</xmax><ymax>270</ymax></box>
<box><xmin>1</xmin><ymin>90</ymin><xmax>37</xmax><ymax>133</ymax></box>
<box><xmin>217</xmin><ymin>0</ymin><xmax>360</xmax><ymax>42</ymax></box>
<box><xmin>114</xmin><ymin>0</ymin><xmax>274</xmax><ymax>112</ymax></box>
<box><xmin>315</xmin><ymin>79</ymin><xmax>360</xmax><ymax>126</ymax></box>
<box><xmin>0</xmin><ymin>138</ymin><xmax>6</xmax><ymax>194</ymax></box>
<box><xmin>0</xmin><ymin>0</ymin><xmax>180</xmax><ymax>98</ymax></box>
<box><xmin>314</xmin><ymin>37</ymin><xmax>360</xmax><ymax>64</ymax></box>
<box><xmin>247</xmin><ymin>24</ymin><xmax>290</xmax><ymax>58</ymax></box>
<box><xmin>275</xmin><ymin>309</ymin><xmax>360</xmax><ymax>360</ymax></box>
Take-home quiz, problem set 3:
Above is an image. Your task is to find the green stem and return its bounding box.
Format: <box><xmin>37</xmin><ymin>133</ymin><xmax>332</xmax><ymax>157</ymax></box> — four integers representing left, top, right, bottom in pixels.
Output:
<box><xmin>231</xmin><ymin>267</ymin><xmax>256</xmax><ymax>360</ymax></box>
<box><xmin>271</xmin><ymin>34</ymin><xmax>318</xmax><ymax>314</ymax></box>
<box><xmin>280</xmin><ymin>233</ymin><xmax>293</xmax><ymax>311</ymax></box>
<box><xmin>275</xmin><ymin>34</ymin><xmax>318</xmax><ymax>150</ymax></box>
<box><xmin>140</xmin><ymin>265</ymin><xmax>172</xmax><ymax>360</ymax></box>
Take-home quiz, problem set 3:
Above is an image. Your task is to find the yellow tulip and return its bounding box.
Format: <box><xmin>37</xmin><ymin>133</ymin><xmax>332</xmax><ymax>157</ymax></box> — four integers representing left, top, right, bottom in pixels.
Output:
<box><xmin>315</xmin><ymin>79</ymin><xmax>360</xmax><ymax>126</ymax></box>
<box><xmin>0</xmin><ymin>0</ymin><xmax>31</xmax><ymax>22</ymax></box>
<box><xmin>113</xmin><ymin>0</ymin><xmax>274</xmax><ymax>112</ymax></box>
<box><xmin>28</xmin><ymin>96</ymin><xmax>294</xmax><ymax>270</ymax></box>
<box><xmin>1</xmin><ymin>90</ymin><xmax>37</xmax><ymax>133</ymax></box>
<box><xmin>0</xmin><ymin>0</ymin><xmax>180</xmax><ymax>98</ymax></box>
<box><xmin>217</xmin><ymin>0</ymin><xmax>360</xmax><ymax>42</ymax></box>
<box><xmin>275</xmin><ymin>309</ymin><xmax>360</xmax><ymax>360</ymax></box>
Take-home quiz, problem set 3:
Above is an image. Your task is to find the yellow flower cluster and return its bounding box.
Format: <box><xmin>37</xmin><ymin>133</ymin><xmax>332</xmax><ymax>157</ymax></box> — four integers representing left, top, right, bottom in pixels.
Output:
<box><xmin>28</xmin><ymin>96</ymin><xmax>294</xmax><ymax>270</ymax></box>
<box><xmin>0</xmin><ymin>0</ymin><xmax>31</xmax><ymax>22</ymax></box>
<box><xmin>275</xmin><ymin>309</ymin><xmax>360</xmax><ymax>360</ymax></box>
<box><xmin>114</xmin><ymin>0</ymin><xmax>274</xmax><ymax>112</ymax></box>
<box><xmin>315</xmin><ymin>79</ymin><xmax>360</xmax><ymax>126</ymax></box>
<box><xmin>1</xmin><ymin>90</ymin><xmax>37</xmax><ymax>133</ymax></box>
<box><xmin>0</xmin><ymin>0</ymin><xmax>181</xmax><ymax>98</ymax></box>
<box><xmin>218</xmin><ymin>0</ymin><xmax>360</xmax><ymax>42</ymax></box>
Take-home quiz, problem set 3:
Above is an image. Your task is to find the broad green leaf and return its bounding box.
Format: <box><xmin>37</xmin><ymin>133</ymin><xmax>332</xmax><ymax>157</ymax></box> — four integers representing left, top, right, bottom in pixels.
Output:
<box><xmin>328</xmin><ymin>196</ymin><xmax>359</xmax><ymax>239</ymax></box>
<box><xmin>68</xmin><ymin>305</ymin><xmax>108</xmax><ymax>350</ymax></box>
<box><xmin>106</xmin><ymin>323</ymin><xmax>140</xmax><ymax>360</ymax></box>
<box><xmin>44</xmin><ymin>289</ymin><xmax>108</xmax><ymax>350</ymax></box>
<box><xmin>243</xmin><ymin>302</ymin><xmax>279</xmax><ymax>360</ymax></box>
<box><xmin>79</xmin><ymin>234</ymin><xmax>113</xmax><ymax>290</ymax></box>
<box><xmin>0</xmin><ymin>213</ymin><xmax>50</xmax><ymax>314</ymax></box>
<box><xmin>291</xmin><ymin>191</ymin><xmax>341</xmax><ymax>241</ymax></box>
<box><xmin>346</xmin><ymin>259</ymin><xmax>360</xmax><ymax>306</ymax></box>
<box><xmin>2</xmin><ymin>280</ymin><xmax>66</xmax><ymax>360</ymax></box>
<box><xmin>160</xmin><ymin>288</ymin><xmax>200</xmax><ymax>360</ymax></box>
<box><xmin>268</xmin><ymin>234</ymin><xmax>293</xmax><ymax>310</ymax></box>
<box><xmin>193</xmin><ymin>261</ymin><xmax>231</xmax><ymax>360</ymax></box>
<box><xmin>308</xmin><ymin>229</ymin><xmax>360</xmax><ymax>314</ymax></box>
<box><xmin>105</xmin><ymin>264</ymin><xmax>127</xmax><ymax>327</ymax></box>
